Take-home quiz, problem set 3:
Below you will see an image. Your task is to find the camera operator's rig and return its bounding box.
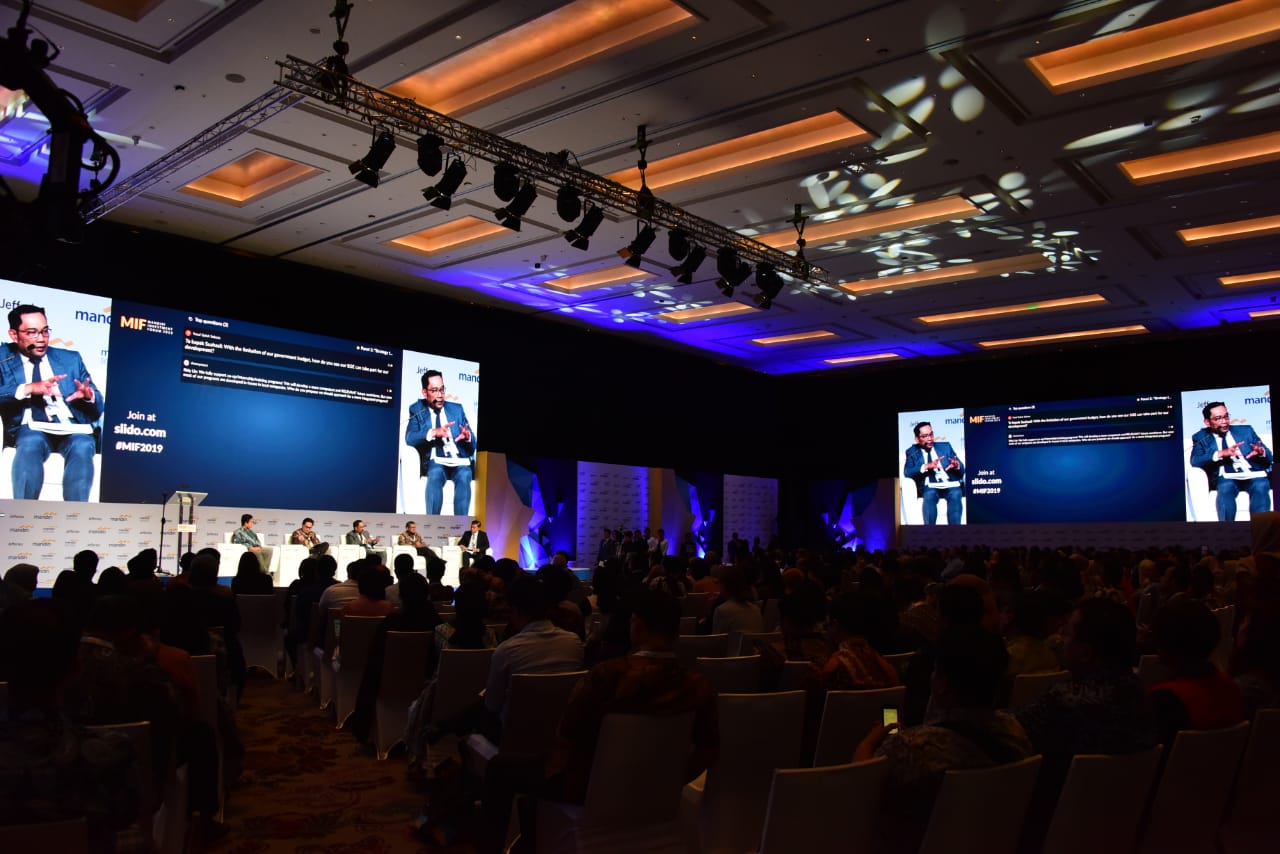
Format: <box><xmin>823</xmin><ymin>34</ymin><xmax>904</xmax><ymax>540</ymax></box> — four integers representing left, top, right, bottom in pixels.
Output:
<box><xmin>0</xmin><ymin>1</ymin><xmax>118</xmax><ymax>244</ymax></box>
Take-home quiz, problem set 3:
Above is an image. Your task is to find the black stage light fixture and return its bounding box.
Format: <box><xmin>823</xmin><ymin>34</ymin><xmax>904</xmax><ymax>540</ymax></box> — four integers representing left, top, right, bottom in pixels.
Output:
<box><xmin>422</xmin><ymin>157</ymin><xmax>467</xmax><ymax>210</ymax></box>
<box><xmin>493</xmin><ymin>161</ymin><xmax>520</xmax><ymax>202</ymax></box>
<box><xmin>752</xmin><ymin>262</ymin><xmax>784</xmax><ymax>309</ymax></box>
<box><xmin>670</xmin><ymin>244</ymin><xmax>707</xmax><ymax>284</ymax></box>
<box><xmin>416</xmin><ymin>134</ymin><xmax>443</xmax><ymax>176</ymax></box>
<box><xmin>495</xmin><ymin>180</ymin><xmax>538</xmax><ymax>231</ymax></box>
<box><xmin>349</xmin><ymin>129</ymin><xmax>396</xmax><ymax>188</ymax></box>
<box><xmin>619</xmin><ymin>223</ymin><xmax>657</xmax><ymax>267</ymax></box>
<box><xmin>668</xmin><ymin>228</ymin><xmax>690</xmax><ymax>261</ymax></box>
<box><xmin>714</xmin><ymin>246</ymin><xmax>751</xmax><ymax>295</ymax></box>
<box><xmin>564</xmin><ymin>204</ymin><xmax>604</xmax><ymax>250</ymax></box>
<box><xmin>556</xmin><ymin>185</ymin><xmax>582</xmax><ymax>222</ymax></box>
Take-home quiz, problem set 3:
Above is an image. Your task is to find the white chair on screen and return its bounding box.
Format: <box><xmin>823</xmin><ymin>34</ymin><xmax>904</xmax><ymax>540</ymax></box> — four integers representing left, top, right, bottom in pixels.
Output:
<box><xmin>0</xmin><ymin>445</ymin><xmax>102</xmax><ymax>502</ymax></box>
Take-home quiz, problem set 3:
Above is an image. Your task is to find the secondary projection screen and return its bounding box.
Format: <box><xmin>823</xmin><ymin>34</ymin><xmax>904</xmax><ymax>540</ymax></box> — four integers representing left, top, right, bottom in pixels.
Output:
<box><xmin>899</xmin><ymin>385</ymin><xmax>1272</xmax><ymax>525</ymax></box>
<box><xmin>0</xmin><ymin>279</ymin><xmax>479</xmax><ymax>514</ymax></box>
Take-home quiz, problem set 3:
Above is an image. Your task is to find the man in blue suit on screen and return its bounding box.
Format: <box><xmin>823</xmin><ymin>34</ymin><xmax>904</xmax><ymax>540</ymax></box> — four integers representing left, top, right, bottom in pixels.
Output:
<box><xmin>1190</xmin><ymin>401</ymin><xmax>1272</xmax><ymax>521</ymax></box>
<box><xmin>903</xmin><ymin>421</ymin><xmax>964</xmax><ymax>525</ymax></box>
<box><xmin>405</xmin><ymin>369</ymin><xmax>474</xmax><ymax>515</ymax></box>
<box><xmin>0</xmin><ymin>304</ymin><xmax>103</xmax><ymax>501</ymax></box>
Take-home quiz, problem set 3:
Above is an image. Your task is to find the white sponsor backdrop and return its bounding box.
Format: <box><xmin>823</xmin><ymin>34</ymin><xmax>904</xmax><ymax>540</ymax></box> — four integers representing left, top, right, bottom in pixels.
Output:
<box><xmin>4</xmin><ymin>498</ymin><xmax>467</xmax><ymax>588</ymax></box>
<box><xmin>575</xmin><ymin>461</ymin><xmax>650</xmax><ymax>565</ymax></box>
<box><xmin>722</xmin><ymin>474</ymin><xmax>778</xmax><ymax>555</ymax></box>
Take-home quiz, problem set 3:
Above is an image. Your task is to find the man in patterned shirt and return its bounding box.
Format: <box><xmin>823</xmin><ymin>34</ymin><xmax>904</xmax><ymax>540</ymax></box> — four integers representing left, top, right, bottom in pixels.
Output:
<box><xmin>232</xmin><ymin>513</ymin><xmax>273</xmax><ymax>571</ymax></box>
<box><xmin>397</xmin><ymin>520</ymin><xmax>439</xmax><ymax>560</ymax></box>
<box><xmin>290</xmin><ymin>517</ymin><xmax>327</xmax><ymax>555</ymax></box>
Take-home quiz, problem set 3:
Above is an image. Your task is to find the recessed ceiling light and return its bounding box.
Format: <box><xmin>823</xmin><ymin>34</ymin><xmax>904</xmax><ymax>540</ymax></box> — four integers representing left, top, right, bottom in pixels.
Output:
<box><xmin>1026</xmin><ymin>0</ymin><xmax>1280</xmax><ymax>94</ymax></box>
<box><xmin>840</xmin><ymin>252</ymin><xmax>1053</xmax><ymax>296</ymax></box>
<box><xmin>756</xmin><ymin>196</ymin><xmax>981</xmax><ymax>249</ymax></box>
<box><xmin>916</xmin><ymin>294</ymin><xmax>1108</xmax><ymax>325</ymax></box>
<box><xmin>1219</xmin><ymin>269</ymin><xmax>1280</xmax><ymax>288</ymax></box>
<box><xmin>823</xmin><ymin>352</ymin><xmax>902</xmax><ymax>365</ymax></box>
<box><xmin>750</xmin><ymin>330</ymin><xmax>839</xmax><ymax>346</ymax></box>
<box><xmin>385</xmin><ymin>216</ymin><xmax>507</xmax><ymax>256</ymax></box>
<box><xmin>1177</xmin><ymin>213</ymin><xmax>1280</xmax><ymax>247</ymax></box>
<box><xmin>1118</xmin><ymin>130</ymin><xmax>1280</xmax><ymax>185</ymax></box>
<box><xmin>387</xmin><ymin>0</ymin><xmax>695</xmax><ymax>115</ymax></box>
<box><xmin>178</xmin><ymin>150</ymin><xmax>321</xmax><ymax>206</ymax></box>
<box><xmin>538</xmin><ymin>266</ymin><xmax>654</xmax><ymax>293</ymax></box>
<box><xmin>607</xmin><ymin>112</ymin><xmax>873</xmax><ymax>193</ymax></box>
<box><xmin>1248</xmin><ymin>308</ymin><xmax>1280</xmax><ymax>319</ymax></box>
<box><xmin>977</xmin><ymin>324</ymin><xmax>1148</xmax><ymax>349</ymax></box>
<box><xmin>657</xmin><ymin>302</ymin><xmax>757</xmax><ymax>323</ymax></box>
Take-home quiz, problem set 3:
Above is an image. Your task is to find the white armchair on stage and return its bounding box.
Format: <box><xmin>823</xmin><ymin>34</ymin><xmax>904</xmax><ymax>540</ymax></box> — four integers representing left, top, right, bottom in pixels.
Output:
<box><xmin>277</xmin><ymin>537</ymin><xmax>311</xmax><ymax>586</ymax></box>
<box><xmin>216</xmin><ymin>532</ymin><xmax>279</xmax><ymax>578</ymax></box>
<box><xmin>388</xmin><ymin>545</ymin><xmax>427</xmax><ymax>574</ymax></box>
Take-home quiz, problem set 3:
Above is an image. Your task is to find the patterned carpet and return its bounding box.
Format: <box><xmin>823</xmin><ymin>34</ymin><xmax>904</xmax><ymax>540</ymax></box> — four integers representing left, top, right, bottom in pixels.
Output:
<box><xmin>209</xmin><ymin>672</ymin><xmax>477</xmax><ymax>854</ymax></box>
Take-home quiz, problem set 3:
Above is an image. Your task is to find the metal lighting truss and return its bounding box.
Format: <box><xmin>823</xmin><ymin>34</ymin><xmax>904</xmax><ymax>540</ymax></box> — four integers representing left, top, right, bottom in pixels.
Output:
<box><xmin>273</xmin><ymin>55</ymin><xmax>828</xmax><ymax>286</ymax></box>
<box><xmin>82</xmin><ymin>87</ymin><xmax>305</xmax><ymax>222</ymax></box>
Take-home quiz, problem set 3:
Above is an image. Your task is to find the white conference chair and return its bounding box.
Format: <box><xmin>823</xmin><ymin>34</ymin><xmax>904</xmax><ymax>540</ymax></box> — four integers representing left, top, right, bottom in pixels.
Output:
<box><xmin>1041</xmin><ymin>746</ymin><xmax>1164</xmax><ymax>854</ymax></box>
<box><xmin>333</xmin><ymin>615</ymin><xmax>385</xmax><ymax>729</ymax></box>
<box><xmin>1007</xmin><ymin>670</ymin><xmax>1070</xmax><ymax>709</ymax></box>
<box><xmin>1220</xmin><ymin>708</ymin><xmax>1280</xmax><ymax>854</ymax></box>
<box><xmin>373</xmin><ymin>631</ymin><xmax>433</xmax><ymax>759</ymax></box>
<box><xmin>757</xmin><ymin>757</ymin><xmax>890</xmax><ymax>854</ymax></box>
<box><xmin>236</xmin><ymin>594</ymin><xmax>282</xmax><ymax>678</ymax></box>
<box><xmin>1138</xmin><ymin>721</ymin><xmax>1251</xmax><ymax>854</ymax></box>
<box><xmin>812</xmin><ymin>686</ymin><xmax>906</xmax><ymax>767</ymax></box>
<box><xmin>917</xmin><ymin>755</ymin><xmax>1043</xmax><ymax>854</ymax></box>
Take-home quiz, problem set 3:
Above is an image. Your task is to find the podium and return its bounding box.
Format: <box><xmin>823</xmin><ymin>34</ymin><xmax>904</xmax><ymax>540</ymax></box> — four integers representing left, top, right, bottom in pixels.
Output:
<box><xmin>164</xmin><ymin>490</ymin><xmax>208</xmax><ymax>573</ymax></box>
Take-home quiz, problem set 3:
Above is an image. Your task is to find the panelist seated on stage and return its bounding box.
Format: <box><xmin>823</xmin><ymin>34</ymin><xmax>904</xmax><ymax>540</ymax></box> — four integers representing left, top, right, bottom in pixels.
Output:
<box><xmin>459</xmin><ymin>518</ymin><xmax>489</xmax><ymax>568</ymax></box>
<box><xmin>404</xmin><ymin>369</ymin><xmax>475</xmax><ymax>516</ymax></box>
<box><xmin>345</xmin><ymin>519</ymin><xmax>383</xmax><ymax>560</ymax></box>
<box><xmin>231</xmin><ymin>513</ymin><xmax>274</xmax><ymax>572</ymax></box>
<box><xmin>903</xmin><ymin>421</ymin><xmax>965</xmax><ymax>525</ymax></box>
<box><xmin>0</xmin><ymin>303</ymin><xmax>104</xmax><ymax>501</ymax></box>
<box><xmin>1190</xmin><ymin>401</ymin><xmax>1273</xmax><ymax>522</ymax></box>
<box><xmin>397</xmin><ymin>520</ymin><xmax>439</xmax><ymax>560</ymax></box>
<box><xmin>291</xmin><ymin>517</ymin><xmax>328</xmax><ymax>555</ymax></box>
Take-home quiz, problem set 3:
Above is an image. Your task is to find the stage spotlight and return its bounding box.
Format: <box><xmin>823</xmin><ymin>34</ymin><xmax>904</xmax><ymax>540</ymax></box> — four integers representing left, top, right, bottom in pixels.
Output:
<box><xmin>714</xmin><ymin>246</ymin><xmax>751</xmax><ymax>295</ymax></box>
<box><xmin>422</xmin><ymin>157</ymin><xmax>468</xmax><ymax>210</ymax></box>
<box><xmin>670</xmin><ymin>245</ymin><xmax>707</xmax><ymax>284</ymax></box>
<box><xmin>668</xmin><ymin>228</ymin><xmax>690</xmax><ymax>261</ymax></box>
<box><xmin>619</xmin><ymin>224</ymin><xmax>657</xmax><ymax>268</ymax></box>
<box><xmin>565</xmin><ymin>204</ymin><xmax>604</xmax><ymax>250</ymax></box>
<box><xmin>349</xmin><ymin>130</ymin><xmax>396</xmax><ymax>188</ymax></box>
<box><xmin>556</xmin><ymin>185</ymin><xmax>582</xmax><ymax>222</ymax></box>
<box><xmin>416</xmin><ymin>134</ymin><xmax>443</xmax><ymax>176</ymax></box>
<box><xmin>752</xmin><ymin>262</ymin><xmax>784</xmax><ymax>309</ymax></box>
<box><xmin>496</xmin><ymin>180</ymin><xmax>539</xmax><ymax>231</ymax></box>
<box><xmin>493</xmin><ymin>161</ymin><xmax>520</xmax><ymax>202</ymax></box>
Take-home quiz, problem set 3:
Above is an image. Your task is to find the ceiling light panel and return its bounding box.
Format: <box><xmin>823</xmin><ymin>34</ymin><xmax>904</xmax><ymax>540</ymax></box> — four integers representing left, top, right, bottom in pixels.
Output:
<box><xmin>750</xmin><ymin>330</ymin><xmax>839</xmax><ymax>346</ymax></box>
<box><xmin>1219</xmin><ymin>270</ymin><xmax>1280</xmax><ymax>289</ymax></box>
<box><xmin>538</xmin><ymin>266</ymin><xmax>654</xmax><ymax>294</ymax></box>
<box><xmin>1118</xmin><ymin>130</ymin><xmax>1280</xmax><ymax>185</ymax></box>
<box><xmin>841</xmin><ymin>252</ymin><xmax>1053</xmax><ymax>296</ymax></box>
<box><xmin>1178</xmin><ymin>213</ymin><xmax>1280</xmax><ymax>247</ymax></box>
<box><xmin>823</xmin><ymin>352</ymin><xmax>902</xmax><ymax>365</ymax></box>
<box><xmin>755</xmin><ymin>195</ymin><xmax>980</xmax><ymax>249</ymax></box>
<box><xmin>606</xmin><ymin>112</ymin><xmax>873</xmax><ymax>193</ymax></box>
<box><xmin>387</xmin><ymin>0</ymin><xmax>696</xmax><ymax>116</ymax></box>
<box><xmin>657</xmin><ymin>302</ymin><xmax>758</xmax><ymax>323</ymax></box>
<box><xmin>977</xmin><ymin>325</ymin><xmax>1149</xmax><ymax>349</ymax></box>
<box><xmin>177</xmin><ymin>151</ymin><xmax>321</xmax><ymax>206</ymax></box>
<box><xmin>916</xmin><ymin>294</ymin><xmax>1108</xmax><ymax>325</ymax></box>
<box><xmin>1026</xmin><ymin>0</ymin><xmax>1280</xmax><ymax>95</ymax></box>
<box><xmin>384</xmin><ymin>216</ymin><xmax>508</xmax><ymax>257</ymax></box>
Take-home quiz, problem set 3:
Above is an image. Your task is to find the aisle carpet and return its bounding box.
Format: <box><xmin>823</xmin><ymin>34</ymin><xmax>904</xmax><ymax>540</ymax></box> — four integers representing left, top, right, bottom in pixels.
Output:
<box><xmin>210</xmin><ymin>672</ymin><xmax>476</xmax><ymax>854</ymax></box>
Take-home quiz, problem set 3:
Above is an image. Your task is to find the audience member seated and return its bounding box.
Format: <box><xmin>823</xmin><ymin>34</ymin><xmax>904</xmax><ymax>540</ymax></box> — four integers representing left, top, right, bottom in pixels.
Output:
<box><xmin>0</xmin><ymin>562</ymin><xmax>37</xmax><ymax>616</ymax></box>
<box><xmin>0</xmin><ymin>600</ymin><xmax>143</xmax><ymax>852</ymax></box>
<box><xmin>425</xmin><ymin>557</ymin><xmax>454</xmax><ymax>602</ymax></box>
<box><xmin>755</xmin><ymin>581</ymin><xmax>832</xmax><ymax>763</ymax></box>
<box><xmin>482</xmin><ymin>574</ymin><xmax>584</xmax><ymax>729</ymax></box>
<box><xmin>231</xmin><ymin>551</ymin><xmax>274</xmax><ymax>595</ymax></box>
<box><xmin>821</xmin><ymin>589</ymin><xmax>901</xmax><ymax>691</ymax></box>
<box><xmin>385</xmin><ymin>554</ymin><xmax>415</xmax><ymax>610</ymax></box>
<box><xmin>710</xmin><ymin>563</ymin><xmax>763</xmax><ymax>635</ymax></box>
<box><xmin>1015</xmin><ymin>597</ymin><xmax>1157</xmax><ymax>851</ymax></box>
<box><xmin>1231</xmin><ymin>600</ymin><xmax>1280</xmax><ymax>717</ymax></box>
<box><xmin>479</xmin><ymin>587</ymin><xmax>718</xmax><ymax>854</ymax></box>
<box><xmin>1002</xmin><ymin>590</ymin><xmax>1062</xmax><ymax>696</ymax></box>
<box><xmin>1149</xmin><ymin>598</ymin><xmax>1246</xmax><ymax>744</ymax></box>
<box><xmin>901</xmin><ymin>575</ymin><xmax>1000</xmax><ymax>725</ymax></box>
<box><xmin>317</xmin><ymin>558</ymin><xmax>364</xmax><ymax>613</ymax></box>
<box><xmin>125</xmin><ymin>549</ymin><xmax>164</xmax><ymax>599</ymax></box>
<box><xmin>537</xmin><ymin>564</ymin><xmax>586</xmax><ymax>639</ymax></box>
<box><xmin>856</xmin><ymin>624</ymin><xmax>1034</xmax><ymax>854</ymax></box>
<box><xmin>342</xmin><ymin>565</ymin><xmax>395</xmax><ymax>617</ymax></box>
